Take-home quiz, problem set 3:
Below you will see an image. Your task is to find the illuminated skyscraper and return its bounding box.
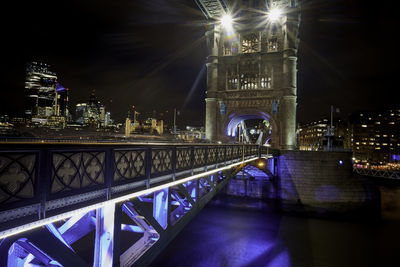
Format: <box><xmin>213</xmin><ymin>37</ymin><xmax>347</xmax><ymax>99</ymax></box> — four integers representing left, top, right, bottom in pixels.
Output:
<box><xmin>75</xmin><ymin>91</ymin><xmax>107</xmax><ymax>127</ymax></box>
<box><xmin>24</xmin><ymin>62</ymin><xmax>58</xmax><ymax>117</ymax></box>
<box><xmin>24</xmin><ymin>62</ymin><xmax>70</xmax><ymax>127</ymax></box>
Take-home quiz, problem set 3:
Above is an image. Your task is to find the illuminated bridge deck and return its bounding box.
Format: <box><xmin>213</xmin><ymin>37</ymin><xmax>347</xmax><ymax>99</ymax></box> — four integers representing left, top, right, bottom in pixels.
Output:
<box><xmin>0</xmin><ymin>143</ymin><xmax>262</xmax><ymax>266</ymax></box>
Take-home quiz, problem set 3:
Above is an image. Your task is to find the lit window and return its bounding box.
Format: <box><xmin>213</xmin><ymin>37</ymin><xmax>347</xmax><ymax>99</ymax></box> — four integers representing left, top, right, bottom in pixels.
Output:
<box><xmin>226</xmin><ymin>66</ymin><xmax>238</xmax><ymax>90</ymax></box>
<box><xmin>376</xmin><ymin>121</ymin><xmax>380</xmax><ymax>124</ymax></box>
<box><xmin>375</xmin><ymin>147</ymin><xmax>381</xmax><ymax>150</ymax></box>
<box><xmin>389</xmin><ymin>122</ymin><xmax>395</xmax><ymax>124</ymax></box>
<box><xmin>383</xmin><ymin>134</ymin><xmax>388</xmax><ymax>137</ymax></box>
<box><xmin>383</xmin><ymin>143</ymin><xmax>388</xmax><ymax>146</ymax></box>
<box><xmin>268</xmin><ymin>37</ymin><xmax>278</xmax><ymax>52</ymax></box>
<box><xmin>227</xmin><ymin>77</ymin><xmax>238</xmax><ymax>90</ymax></box>
<box><xmin>362</xmin><ymin>142</ymin><xmax>367</xmax><ymax>145</ymax></box>
<box><xmin>241</xmin><ymin>33</ymin><xmax>259</xmax><ymax>53</ymax></box>
<box><xmin>240</xmin><ymin>74</ymin><xmax>259</xmax><ymax>90</ymax></box>
<box><xmin>355</xmin><ymin>142</ymin><xmax>360</xmax><ymax>145</ymax></box>
<box><xmin>260</xmin><ymin>76</ymin><xmax>272</xmax><ymax>89</ymax></box>
<box><xmin>361</xmin><ymin>125</ymin><xmax>367</xmax><ymax>127</ymax></box>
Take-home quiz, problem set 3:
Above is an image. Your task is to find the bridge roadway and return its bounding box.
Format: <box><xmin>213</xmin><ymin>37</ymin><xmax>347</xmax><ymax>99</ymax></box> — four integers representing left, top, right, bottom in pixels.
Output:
<box><xmin>0</xmin><ymin>142</ymin><xmax>264</xmax><ymax>266</ymax></box>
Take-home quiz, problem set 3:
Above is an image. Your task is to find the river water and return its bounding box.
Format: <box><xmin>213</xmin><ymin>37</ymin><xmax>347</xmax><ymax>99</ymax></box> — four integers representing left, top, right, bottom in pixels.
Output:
<box><xmin>150</xmin><ymin>197</ymin><xmax>399</xmax><ymax>267</ymax></box>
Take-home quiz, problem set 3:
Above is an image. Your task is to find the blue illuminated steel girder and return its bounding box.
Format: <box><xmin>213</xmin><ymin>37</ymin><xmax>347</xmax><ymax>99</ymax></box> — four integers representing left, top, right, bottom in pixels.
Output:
<box><xmin>0</xmin><ymin>143</ymin><xmax>262</xmax><ymax>266</ymax></box>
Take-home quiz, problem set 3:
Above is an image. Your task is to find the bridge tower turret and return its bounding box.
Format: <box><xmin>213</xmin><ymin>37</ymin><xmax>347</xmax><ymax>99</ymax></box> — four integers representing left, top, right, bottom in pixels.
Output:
<box><xmin>196</xmin><ymin>0</ymin><xmax>301</xmax><ymax>149</ymax></box>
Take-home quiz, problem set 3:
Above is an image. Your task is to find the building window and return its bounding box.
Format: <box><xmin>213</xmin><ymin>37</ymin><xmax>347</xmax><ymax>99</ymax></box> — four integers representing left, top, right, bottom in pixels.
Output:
<box><xmin>227</xmin><ymin>77</ymin><xmax>238</xmax><ymax>90</ymax></box>
<box><xmin>226</xmin><ymin>65</ymin><xmax>238</xmax><ymax>90</ymax></box>
<box><xmin>240</xmin><ymin>74</ymin><xmax>258</xmax><ymax>90</ymax></box>
<box><xmin>241</xmin><ymin>33</ymin><xmax>259</xmax><ymax>53</ymax></box>
<box><xmin>260</xmin><ymin>76</ymin><xmax>272</xmax><ymax>89</ymax></box>
<box><xmin>268</xmin><ymin>37</ymin><xmax>278</xmax><ymax>52</ymax></box>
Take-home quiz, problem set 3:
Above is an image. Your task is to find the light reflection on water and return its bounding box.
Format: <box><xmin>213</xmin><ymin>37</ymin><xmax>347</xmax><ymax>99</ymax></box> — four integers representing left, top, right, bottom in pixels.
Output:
<box><xmin>151</xmin><ymin>198</ymin><xmax>399</xmax><ymax>267</ymax></box>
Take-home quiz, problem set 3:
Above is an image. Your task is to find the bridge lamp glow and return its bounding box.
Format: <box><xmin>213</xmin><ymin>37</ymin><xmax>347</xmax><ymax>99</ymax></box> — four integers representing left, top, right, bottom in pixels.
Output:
<box><xmin>267</xmin><ymin>8</ymin><xmax>282</xmax><ymax>22</ymax></box>
<box><xmin>220</xmin><ymin>14</ymin><xmax>233</xmax><ymax>30</ymax></box>
<box><xmin>257</xmin><ymin>160</ymin><xmax>265</xmax><ymax>168</ymax></box>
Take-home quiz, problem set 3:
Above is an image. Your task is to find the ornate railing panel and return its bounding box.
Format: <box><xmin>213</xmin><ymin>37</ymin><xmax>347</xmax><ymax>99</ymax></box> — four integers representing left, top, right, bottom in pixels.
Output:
<box><xmin>193</xmin><ymin>147</ymin><xmax>206</xmax><ymax>167</ymax></box>
<box><xmin>176</xmin><ymin>147</ymin><xmax>191</xmax><ymax>171</ymax></box>
<box><xmin>0</xmin><ymin>153</ymin><xmax>37</xmax><ymax>205</ymax></box>
<box><xmin>114</xmin><ymin>149</ymin><xmax>146</xmax><ymax>182</ymax></box>
<box><xmin>207</xmin><ymin>147</ymin><xmax>217</xmax><ymax>164</ymax></box>
<box><xmin>51</xmin><ymin>151</ymin><xmax>105</xmax><ymax>194</ymax></box>
<box><xmin>217</xmin><ymin>146</ymin><xmax>225</xmax><ymax>163</ymax></box>
<box><xmin>151</xmin><ymin>148</ymin><xmax>173</xmax><ymax>175</ymax></box>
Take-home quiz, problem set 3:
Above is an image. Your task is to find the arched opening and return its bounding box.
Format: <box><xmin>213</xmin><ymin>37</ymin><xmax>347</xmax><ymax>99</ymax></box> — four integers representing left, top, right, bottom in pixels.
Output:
<box><xmin>225</xmin><ymin>110</ymin><xmax>275</xmax><ymax>145</ymax></box>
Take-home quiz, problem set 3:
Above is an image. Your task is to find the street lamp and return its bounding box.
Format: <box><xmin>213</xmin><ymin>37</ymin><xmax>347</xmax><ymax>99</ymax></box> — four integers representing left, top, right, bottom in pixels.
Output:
<box><xmin>220</xmin><ymin>14</ymin><xmax>233</xmax><ymax>30</ymax></box>
<box><xmin>267</xmin><ymin>8</ymin><xmax>282</xmax><ymax>22</ymax></box>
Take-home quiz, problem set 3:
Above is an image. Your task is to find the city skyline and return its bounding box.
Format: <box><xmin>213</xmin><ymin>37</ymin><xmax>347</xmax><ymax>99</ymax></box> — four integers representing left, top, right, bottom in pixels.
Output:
<box><xmin>2</xmin><ymin>0</ymin><xmax>398</xmax><ymax>126</ymax></box>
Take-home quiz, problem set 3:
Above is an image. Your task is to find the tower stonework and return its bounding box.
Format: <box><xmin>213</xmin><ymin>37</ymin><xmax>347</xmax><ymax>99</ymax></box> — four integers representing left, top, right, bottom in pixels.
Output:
<box><xmin>200</xmin><ymin>0</ymin><xmax>300</xmax><ymax>149</ymax></box>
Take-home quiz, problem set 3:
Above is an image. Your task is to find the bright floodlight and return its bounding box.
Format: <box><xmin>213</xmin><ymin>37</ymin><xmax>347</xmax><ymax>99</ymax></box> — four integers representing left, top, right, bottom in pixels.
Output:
<box><xmin>267</xmin><ymin>8</ymin><xmax>282</xmax><ymax>22</ymax></box>
<box><xmin>221</xmin><ymin>14</ymin><xmax>233</xmax><ymax>29</ymax></box>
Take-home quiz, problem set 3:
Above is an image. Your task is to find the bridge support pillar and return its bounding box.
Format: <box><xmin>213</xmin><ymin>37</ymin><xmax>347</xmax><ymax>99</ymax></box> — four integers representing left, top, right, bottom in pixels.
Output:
<box><xmin>205</xmin><ymin>97</ymin><xmax>218</xmax><ymax>141</ymax></box>
<box><xmin>280</xmin><ymin>96</ymin><xmax>297</xmax><ymax>150</ymax></box>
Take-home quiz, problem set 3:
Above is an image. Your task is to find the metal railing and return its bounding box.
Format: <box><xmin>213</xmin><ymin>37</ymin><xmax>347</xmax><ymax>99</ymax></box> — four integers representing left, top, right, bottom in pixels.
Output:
<box><xmin>353</xmin><ymin>167</ymin><xmax>400</xmax><ymax>179</ymax></box>
<box><xmin>0</xmin><ymin>143</ymin><xmax>259</xmax><ymax>232</ymax></box>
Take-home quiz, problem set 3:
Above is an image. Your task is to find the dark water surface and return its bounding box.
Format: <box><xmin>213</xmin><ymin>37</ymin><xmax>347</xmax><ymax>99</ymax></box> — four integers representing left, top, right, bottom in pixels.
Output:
<box><xmin>150</xmin><ymin>200</ymin><xmax>399</xmax><ymax>267</ymax></box>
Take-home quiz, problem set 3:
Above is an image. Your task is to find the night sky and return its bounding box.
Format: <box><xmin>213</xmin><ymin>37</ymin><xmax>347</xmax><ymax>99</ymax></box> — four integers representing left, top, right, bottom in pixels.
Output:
<box><xmin>2</xmin><ymin>0</ymin><xmax>398</xmax><ymax>127</ymax></box>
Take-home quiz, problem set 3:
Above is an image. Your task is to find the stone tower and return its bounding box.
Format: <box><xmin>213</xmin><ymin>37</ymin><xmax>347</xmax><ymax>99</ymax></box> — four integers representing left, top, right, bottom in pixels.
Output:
<box><xmin>197</xmin><ymin>0</ymin><xmax>300</xmax><ymax>149</ymax></box>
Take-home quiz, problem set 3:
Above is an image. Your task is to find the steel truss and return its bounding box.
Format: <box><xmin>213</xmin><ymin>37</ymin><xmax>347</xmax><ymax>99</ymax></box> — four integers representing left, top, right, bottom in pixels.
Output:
<box><xmin>0</xmin><ymin>164</ymin><xmax>244</xmax><ymax>266</ymax></box>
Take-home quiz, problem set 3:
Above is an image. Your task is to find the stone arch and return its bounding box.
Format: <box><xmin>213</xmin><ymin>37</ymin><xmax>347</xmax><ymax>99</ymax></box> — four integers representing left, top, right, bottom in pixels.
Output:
<box><xmin>222</xmin><ymin>109</ymin><xmax>279</xmax><ymax>147</ymax></box>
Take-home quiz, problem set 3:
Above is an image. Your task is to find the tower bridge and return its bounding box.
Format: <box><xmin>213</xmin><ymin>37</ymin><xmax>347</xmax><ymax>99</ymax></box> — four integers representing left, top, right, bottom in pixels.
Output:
<box><xmin>197</xmin><ymin>0</ymin><xmax>300</xmax><ymax>149</ymax></box>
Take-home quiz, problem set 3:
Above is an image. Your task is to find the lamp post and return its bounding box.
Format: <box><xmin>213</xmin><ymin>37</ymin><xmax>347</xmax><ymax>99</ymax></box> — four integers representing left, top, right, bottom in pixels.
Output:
<box><xmin>173</xmin><ymin>108</ymin><xmax>177</xmax><ymax>135</ymax></box>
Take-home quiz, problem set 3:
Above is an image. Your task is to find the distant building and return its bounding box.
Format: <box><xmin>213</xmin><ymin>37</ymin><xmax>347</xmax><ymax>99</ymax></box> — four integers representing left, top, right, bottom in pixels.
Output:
<box><xmin>75</xmin><ymin>103</ymin><xmax>88</xmax><ymax>125</ymax></box>
<box><xmin>24</xmin><ymin>62</ymin><xmax>57</xmax><ymax>117</ymax></box>
<box><xmin>349</xmin><ymin>108</ymin><xmax>400</xmax><ymax>165</ymax></box>
<box><xmin>297</xmin><ymin>119</ymin><xmax>329</xmax><ymax>151</ymax></box>
<box><xmin>24</xmin><ymin>62</ymin><xmax>70</xmax><ymax>127</ymax></box>
<box><xmin>297</xmin><ymin>118</ymin><xmax>348</xmax><ymax>151</ymax></box>
<box><xmin>75</xmin><ymin>92</ymin><xmax>109</xmax><ymax>128</ymax></box>
<box><xmin>104</xmin><ymin>112</ymin><xmax>112</xmax><ymax>126</ymax></box>
<box><xmin>178</xmin><ymin>126</ymin><xmax>205</xmax><ymax>141</ymax></box>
